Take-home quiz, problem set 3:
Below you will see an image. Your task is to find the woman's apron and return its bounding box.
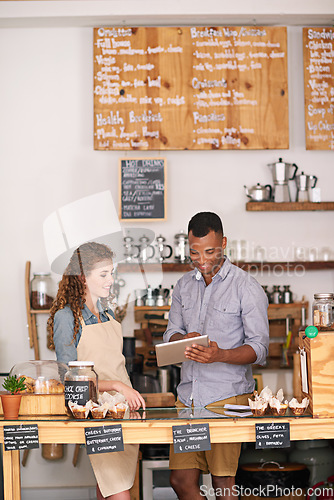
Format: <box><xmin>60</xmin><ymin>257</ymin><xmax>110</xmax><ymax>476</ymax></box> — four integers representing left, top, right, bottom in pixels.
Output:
<box><xmin>77</xmin><ymin>314</ymin><xmax>139</xmax><ymax>497</ymax></box>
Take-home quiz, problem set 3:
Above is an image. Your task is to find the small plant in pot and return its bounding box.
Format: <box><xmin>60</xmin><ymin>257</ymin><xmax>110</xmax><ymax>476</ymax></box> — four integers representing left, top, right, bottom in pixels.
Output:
<box><xmin>1</xmin><ymin>375</ymin><xmax>26</xmax><ymax>419</ymax></box>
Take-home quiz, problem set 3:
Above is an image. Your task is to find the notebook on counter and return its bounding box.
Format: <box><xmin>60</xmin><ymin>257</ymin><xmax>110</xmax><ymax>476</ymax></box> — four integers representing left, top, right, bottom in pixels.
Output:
<box><xmin>155</xmin><ymin>335</ymin><xmax>209</xmax><ymax>367</ymax></box>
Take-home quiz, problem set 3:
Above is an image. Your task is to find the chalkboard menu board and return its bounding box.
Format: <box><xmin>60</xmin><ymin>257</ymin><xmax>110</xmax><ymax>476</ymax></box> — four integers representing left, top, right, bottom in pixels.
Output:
<box><xmin>94</xmin><ymin>27</ymin><xmax>288</xmax><ymax>150</ymax></box>
<box><xmin>4</xmin><ymin>424</ymin><xmax>39</xmax><ymax>451</ymax></box>
<box><xmin>119</xmin><ymin>157</ymin><xmax>166</xmax><ymax>220</ymax></box>
<box><xmin>303</xmin><ymin>27</ymin><xmax>334</xmax><ymax>150</ymax></box>
<box><xmin>172</xmin><ymin>423</ymin><xmax>211</xmax><ymax>454</ymax></box>
<box><xmin>255</xmin><ymin>422</ymin><xmax>290</xmax><ymax>449</ymax></box>
<box><xmin>85</xmin><ymin>424</ymin><xmax>124</xmax><ymax>455</ymax></box>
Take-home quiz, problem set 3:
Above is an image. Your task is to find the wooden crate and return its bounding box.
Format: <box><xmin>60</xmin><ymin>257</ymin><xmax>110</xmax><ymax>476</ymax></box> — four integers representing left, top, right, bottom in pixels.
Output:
<box><xmin>0</xmin><ymin>393</ymin><xmax>66</xmax><ymax>416</ymax></box>
<box><xmin>299</xmin><ymin>330</ymin><xmax>334</xmax><ymax>417</ymax></box>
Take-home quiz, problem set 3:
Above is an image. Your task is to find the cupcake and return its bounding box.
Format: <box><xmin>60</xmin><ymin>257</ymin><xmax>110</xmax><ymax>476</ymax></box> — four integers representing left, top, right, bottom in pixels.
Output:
<box><xmin>91</xmin><ymin>402</ymin><xmax>109</xmax><ymax>419</ymax></box>
<box><xmin>269</xmin><ymin>398</ymin><xmax>288</xmax><ymax>416</ymax></box>
<box><xmin>108</xmin><ymin>402</ymin><xmax>127</xmax><ymax>419</ymax></box>
<box><xmin>248</xmin><ymin>398</ymin><xmax>268</xmax><ymax>416</ymax></box>
<box><xmin>289</xmin><ymin>397</ymin><xmax>309</xmax><ymax>416</ymax></box>
<box><xmin>68</xmin><ymin>401</ymin><xmax>90</xmax><ymax>419</ymax></box>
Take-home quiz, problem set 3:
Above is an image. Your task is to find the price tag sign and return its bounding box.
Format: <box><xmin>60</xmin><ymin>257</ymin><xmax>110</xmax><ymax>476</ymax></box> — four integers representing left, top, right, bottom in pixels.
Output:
<box><xmin>85</xmin><ymin>424</ymin><xmax>124</xmax><ymax>455</ymax></box>
<box><xmin>255</xmin><ymin>422</ymin><xmax>290</xmax><ymax>449</ymax></box>
<box><xmin>4</xmin><ymin>424</ymin><xmax>39</xmax><ymax>451</ymax></box>
<box><xmin>172</xmin><ymin>423</ymin><xmax>211</xmax><ymax>454</ymax></box>
<box><xmin>65</xmin><ymin>381</ymin><xmax>90</xmax><ymax>406</ymax></box>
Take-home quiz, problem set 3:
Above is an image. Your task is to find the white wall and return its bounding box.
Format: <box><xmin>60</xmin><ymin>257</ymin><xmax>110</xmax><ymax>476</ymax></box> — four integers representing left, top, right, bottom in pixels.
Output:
<box><xmin>0</xmin><ymin>1</ymin><xmax>334</xmax><ymax>493</ymax></box>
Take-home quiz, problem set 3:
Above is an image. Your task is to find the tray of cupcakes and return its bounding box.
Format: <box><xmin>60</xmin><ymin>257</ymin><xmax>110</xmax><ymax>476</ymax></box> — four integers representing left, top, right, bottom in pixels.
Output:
<box><xmin>248</xmin><ymin>386</ymin><xmax>309</xmax><ymax>417</ymax></box>
<box><xmin>67</xmin><ymin>391</ymin><xmax>128</xmax><ymax>420</ymax></box>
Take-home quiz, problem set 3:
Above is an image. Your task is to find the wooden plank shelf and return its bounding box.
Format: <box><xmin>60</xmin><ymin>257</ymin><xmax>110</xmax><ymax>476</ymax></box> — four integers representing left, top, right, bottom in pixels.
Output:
<box><xmin>118</xmin><ymin>261</ymin><xmax>334</xmax><ymax>273</ymax></box>
<box><xmin>246</xmin><ymin>201</ymin><xmax>334</xmax><ymax>211</ymax></box>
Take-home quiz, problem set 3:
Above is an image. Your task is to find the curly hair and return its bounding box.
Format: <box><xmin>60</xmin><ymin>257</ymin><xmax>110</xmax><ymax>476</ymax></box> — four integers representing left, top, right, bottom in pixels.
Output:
<box><xmin>47</xmin><ymin>242</ymin><xmax>114</xmax><ymax>349</ymax></box>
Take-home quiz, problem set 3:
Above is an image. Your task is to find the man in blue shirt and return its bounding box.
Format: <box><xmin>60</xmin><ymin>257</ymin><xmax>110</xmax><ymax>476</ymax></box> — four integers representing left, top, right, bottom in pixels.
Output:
<box><xmin>164</xmin><ymin>212</ymin><xmax>269</xmax><ymax>500</ymax></box>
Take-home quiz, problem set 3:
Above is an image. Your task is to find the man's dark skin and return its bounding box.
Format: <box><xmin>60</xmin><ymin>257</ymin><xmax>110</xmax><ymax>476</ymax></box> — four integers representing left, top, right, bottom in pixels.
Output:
<box><xmin>169</xmin><ymin>229</ymin><xmax>257</xmax><ymax>500</ymax></box>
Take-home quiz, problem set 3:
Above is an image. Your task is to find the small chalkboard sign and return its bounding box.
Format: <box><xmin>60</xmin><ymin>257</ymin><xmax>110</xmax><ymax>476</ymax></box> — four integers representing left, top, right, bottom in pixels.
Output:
<box><xmin>172</xmin><ymin>423</ymin><xmax>211</xmax><ymax>454</ymax></box>
<box><xmin>255</xmin><ymin>422</ymin><xmax>290</xmax><ymax>449</ymax></box>
<box><xmin>4</xmin><ymin>424</ymin><xmax>39</xmax><ymax>451</ymax></box>
<box><xmin>65</xmin><ymin>381</ymin><xmax>91</xmax><ymax>407</ymax></box>
<box><xmin>119</xmin><ymin>157</ymin><xmax>166</xmax><ymax>220</ymax></box>
<box><xmin>85</xmin><ymin>424</ymin><xmax>124</xmax><ymax>455</ymax></box>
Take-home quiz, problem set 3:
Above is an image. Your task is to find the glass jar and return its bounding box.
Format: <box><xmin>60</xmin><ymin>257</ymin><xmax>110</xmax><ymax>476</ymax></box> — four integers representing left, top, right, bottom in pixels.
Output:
<box><xmin>31</xmin><ymin>273</ymin><xmax>54</xmax><ymax>310</ymax></box>
<box><xmin>312</xmin><ymin>293</ymin><xmax>334</xmax><ymax>329</ymax></box>
<box><xmin>64</xmin><ymin>361</ymin><xmax>98</xmax><ymax>414</ymax></box>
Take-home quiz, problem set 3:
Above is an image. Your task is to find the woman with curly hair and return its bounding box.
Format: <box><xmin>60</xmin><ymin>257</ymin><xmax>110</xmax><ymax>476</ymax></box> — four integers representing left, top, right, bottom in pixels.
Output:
<box><xmin>47</xmin><ymin>241</ymin><xmax>144</xmax><ymax>500</ymax></box>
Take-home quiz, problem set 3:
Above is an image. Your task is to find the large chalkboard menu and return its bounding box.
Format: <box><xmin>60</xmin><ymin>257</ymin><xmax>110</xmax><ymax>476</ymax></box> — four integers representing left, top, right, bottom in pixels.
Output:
<box><xmin>94</xmin><ymin>27</ymin><xmax>288</xmax><ymax>150</ymax></box>
<box><xmin>119</xmin><ymin>157</ymin><xmax>166</xmax><ymax>220</ymax></box>
<box><xmin>303</xmin><ymin>27</ymin><xmax>334</xmax><ymax>150</ymax></box>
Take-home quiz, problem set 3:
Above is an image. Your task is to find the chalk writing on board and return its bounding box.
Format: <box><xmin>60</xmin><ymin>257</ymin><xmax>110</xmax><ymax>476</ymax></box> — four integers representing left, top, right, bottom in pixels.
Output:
<box><xmin>94</xmin><ymin>27</ymin><xmax>288</xmax><ymax>150</ymax></box>
<box><xmin>119</xmin><ymin>158</ymin><xmax>166</xmax><ymax>220</ymax></box>
<box><xmin>303</xmin><ymin>27</ymin><xmax>334</xmax><ymax>150</ymax></box>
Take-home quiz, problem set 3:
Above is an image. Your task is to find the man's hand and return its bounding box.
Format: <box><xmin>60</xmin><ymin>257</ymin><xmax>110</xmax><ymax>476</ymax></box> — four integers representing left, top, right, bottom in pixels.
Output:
<box><xmin>185</xmin><ymin>340</ymin><xmax>221</xmax><ymax>364</ymax></box>
<box><xmin>170</xmin><ymin>332</ymin><xmax>201</xmax><ymax>342</ymax></box>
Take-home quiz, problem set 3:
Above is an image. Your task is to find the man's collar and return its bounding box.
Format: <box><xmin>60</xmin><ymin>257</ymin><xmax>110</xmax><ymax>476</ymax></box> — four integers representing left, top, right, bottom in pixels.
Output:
<box><xmin>193</xmin><ymin>256</ymin><xmax>232</xmax><ymax>282</ymax></box>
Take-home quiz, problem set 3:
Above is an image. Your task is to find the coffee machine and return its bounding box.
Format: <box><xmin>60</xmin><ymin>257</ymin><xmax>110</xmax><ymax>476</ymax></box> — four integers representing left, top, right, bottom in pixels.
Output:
<box><xmin>267</xmin><ymin>158</ymin><xmax>298</xmax><ymax>202</ymax></box>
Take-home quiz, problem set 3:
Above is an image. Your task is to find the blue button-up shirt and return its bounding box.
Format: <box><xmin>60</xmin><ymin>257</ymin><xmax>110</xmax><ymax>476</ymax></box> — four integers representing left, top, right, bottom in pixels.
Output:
<box><xmin>53</xmin><ymin>302</ymin><xmax>114</xmax><ymax>365</ymax></box>
<box><xmin>163</xmin><ymin>257</ymin><xmax>269</xmax><ymax>407</ymax></box>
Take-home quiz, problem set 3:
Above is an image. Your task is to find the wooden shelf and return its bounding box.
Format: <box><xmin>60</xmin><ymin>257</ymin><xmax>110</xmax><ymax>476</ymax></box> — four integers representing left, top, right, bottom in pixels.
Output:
<box><xmin>246</xmin><ymin>201</ymin><xmax>334</xmax><ymax>211</ymax></box>
<box><xmin>118</xmin><ymin>261</ymin><xmax>334</xmax><ymax>273</ymax></box>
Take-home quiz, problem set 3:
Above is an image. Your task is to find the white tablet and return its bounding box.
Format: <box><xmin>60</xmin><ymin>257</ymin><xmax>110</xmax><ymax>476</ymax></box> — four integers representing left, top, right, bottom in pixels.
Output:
<box><xmin>155</xmin><ymin>335</ymin><xmax>209</xmax><ymax>367</ymax></box>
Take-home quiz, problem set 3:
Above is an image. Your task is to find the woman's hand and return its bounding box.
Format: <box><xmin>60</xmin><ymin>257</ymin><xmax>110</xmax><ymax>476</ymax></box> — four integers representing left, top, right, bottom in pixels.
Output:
<box><xmin>112</xmin><ymin>381</ymin><xmax>146</xmax><ymax>411</ymax></box>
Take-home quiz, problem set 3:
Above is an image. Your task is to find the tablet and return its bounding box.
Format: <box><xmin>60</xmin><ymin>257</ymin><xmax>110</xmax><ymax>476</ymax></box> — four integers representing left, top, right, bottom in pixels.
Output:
<box><xmin>155</xmin><ymin>335</ymin><xmax>209</xmax><ymax>367</ymax></box>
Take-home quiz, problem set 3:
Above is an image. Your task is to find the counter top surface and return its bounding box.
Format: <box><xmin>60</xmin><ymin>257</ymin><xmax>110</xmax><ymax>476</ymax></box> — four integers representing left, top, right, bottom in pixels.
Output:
<box><xmin>0</xmin><ymin>406</ymin><xmax>312</xmax><ymax>422</ymax></box>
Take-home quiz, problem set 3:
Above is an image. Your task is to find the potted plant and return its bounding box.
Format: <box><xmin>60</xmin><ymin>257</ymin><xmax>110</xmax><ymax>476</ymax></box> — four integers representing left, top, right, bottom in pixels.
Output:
<box><xmin>1</xmin><ymin>375</ymin><xmax>26</xmax><ymax>419</ymax></box>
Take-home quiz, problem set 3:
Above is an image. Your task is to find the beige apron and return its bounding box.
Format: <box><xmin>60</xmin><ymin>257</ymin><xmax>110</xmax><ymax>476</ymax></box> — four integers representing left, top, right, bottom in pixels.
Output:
<box><xmin>77</xmin><ymin>313</ymin><xmax>139</xmax><ymax>497</ymax></box>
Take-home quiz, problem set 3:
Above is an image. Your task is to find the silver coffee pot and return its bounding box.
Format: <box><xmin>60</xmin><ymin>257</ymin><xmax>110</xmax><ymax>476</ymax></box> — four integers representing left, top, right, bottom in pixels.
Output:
<box><xmin>295</xmin><ymin>171</ymin><xmax>318</xmax><ymax>202</ymax></box>
<box><xmin>136</xmin><ymin>235</ymin><xmax>155</xmax><ymax>263</ymax></box>
<box><xmin>123</xmin><ymin>236</ymin><xmax>139</xmax><ymax>262</ymax></box>
<box><xmin>267</xmin><ymin>157</ymin><xmax>298</xmax><ymax>202</ymax></box>
<box><xmin>155</xmin><ymin>235</ymin><xmax>173</xmax><ymax>263</ymax></box>
<box><xmin>174</xmin><ymin>230</ymin><xmax>189</xmax><ymax>263</ymax></box>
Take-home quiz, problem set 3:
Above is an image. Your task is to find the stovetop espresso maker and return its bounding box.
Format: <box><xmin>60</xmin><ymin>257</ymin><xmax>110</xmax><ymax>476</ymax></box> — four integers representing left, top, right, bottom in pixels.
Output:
<box><xmin>267</xmin><ymin>157</ymin><xmax>298</xmax><ymax>202</ymax></box>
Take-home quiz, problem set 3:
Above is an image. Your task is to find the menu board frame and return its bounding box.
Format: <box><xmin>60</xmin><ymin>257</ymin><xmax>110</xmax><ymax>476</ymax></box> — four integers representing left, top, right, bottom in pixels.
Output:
<box><xmin>94</xmin><ymin>26</ymin><xmax>288</xmax><ymax>151</ymax></box>
<box><xmin>119</xmin><ymin>157</ymin><xmax>167</xmax><ymax>221</ymax></box>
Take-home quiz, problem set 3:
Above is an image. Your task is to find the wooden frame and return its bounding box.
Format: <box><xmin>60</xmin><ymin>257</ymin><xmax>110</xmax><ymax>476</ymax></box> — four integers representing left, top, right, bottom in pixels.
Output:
<box><xmin>119</xmin><ymin>157</ymin><xmax>167</xmax><ymax>221</ymax></box>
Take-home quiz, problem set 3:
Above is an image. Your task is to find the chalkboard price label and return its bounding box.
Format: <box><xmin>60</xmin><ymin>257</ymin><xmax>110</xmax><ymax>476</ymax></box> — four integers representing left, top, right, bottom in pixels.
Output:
<box><xmin>65</xmin><ymin>381</ymin><xmax>90</xmax><ymax>407</ymax></box>
<box><xmin>4</xmin><ymin>424</ymin><xmax>39</xmax><ymax>451</ymax></box>
<box><xmin>85</xmin><ymin>424</ymin><xmax>124</xmax><ymax>455</ymax></box>
<box><xmin>255</xmin><ymin>422</ymin><xmax>290</xmax><ymax>449</ymax></box>
<box><xmin>172</xmin><ymin>423</ymin><xmax>211</xmax><ymax>454</ymax></box>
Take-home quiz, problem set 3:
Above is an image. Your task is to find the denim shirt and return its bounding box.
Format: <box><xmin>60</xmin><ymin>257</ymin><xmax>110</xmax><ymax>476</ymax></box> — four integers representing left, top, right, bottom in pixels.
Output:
<box><xmin>53</xmin><ymin>302</ymin><xmax>115</xmax><ymax>365</ymax></box>
<box><xmin>163</xmin><ymin>257</ymin><xmax>269</xmax><ymax>407</ymax></box>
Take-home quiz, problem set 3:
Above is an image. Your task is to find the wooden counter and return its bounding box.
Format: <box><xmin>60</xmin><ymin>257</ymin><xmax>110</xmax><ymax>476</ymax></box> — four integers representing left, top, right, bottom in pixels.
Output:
<box><xmin>1</xmin><ymin>412</ymin><xmax>334</xmax><ymax>500</ymax></box>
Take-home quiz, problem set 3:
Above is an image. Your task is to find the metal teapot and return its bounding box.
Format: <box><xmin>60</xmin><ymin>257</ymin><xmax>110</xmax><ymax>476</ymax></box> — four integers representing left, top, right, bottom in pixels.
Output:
<box><xmin>244</xmin><ymin>183</ymin><xmax>272</xmax><ymax>201</ymax></box>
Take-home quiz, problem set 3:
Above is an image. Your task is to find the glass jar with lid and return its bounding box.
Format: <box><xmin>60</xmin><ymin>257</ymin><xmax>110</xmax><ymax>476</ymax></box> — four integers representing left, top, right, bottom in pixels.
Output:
<box><xmin>64</xmin><ymin>361</ymin><xmax>98</xmax><ymax>414</ymax></box>
<box><xmin>30</xmin><ymin>272</ymin><xmax>54</xmax><ymax>310</ymax></box>
<box><xmin>312</xmin><ymin>293</ymin><xmax>334</xmax><ymax>329</ymax></box>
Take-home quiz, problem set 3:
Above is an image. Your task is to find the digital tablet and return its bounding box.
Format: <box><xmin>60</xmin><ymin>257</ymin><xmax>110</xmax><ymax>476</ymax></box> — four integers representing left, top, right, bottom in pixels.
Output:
<box><xmin>155</xmin><ymin>335</ymin><xmax>209</xmax><ymax>367</ymax></box>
